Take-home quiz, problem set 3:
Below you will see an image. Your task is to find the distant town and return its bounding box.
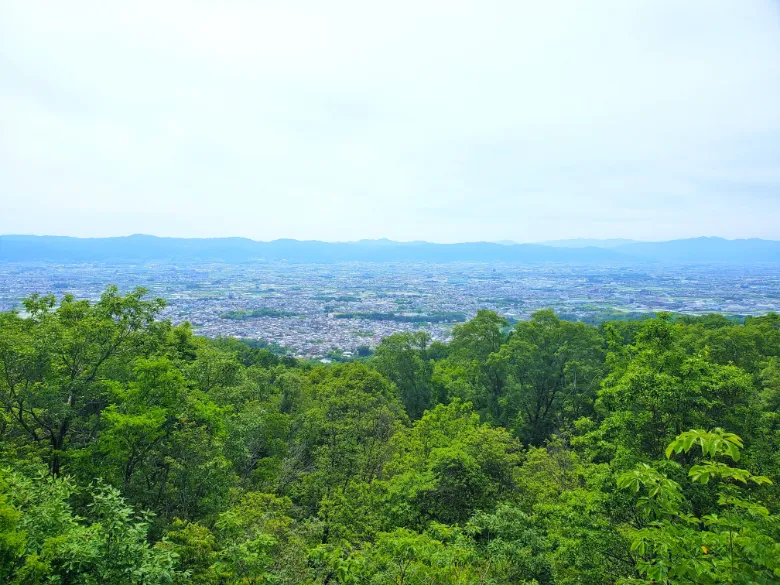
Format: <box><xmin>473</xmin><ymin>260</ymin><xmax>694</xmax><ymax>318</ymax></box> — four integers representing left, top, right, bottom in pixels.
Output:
<box><xmin>2</xmin><ymin>261</ymin><xmax>778</xmax><ymax>359</ymax></box>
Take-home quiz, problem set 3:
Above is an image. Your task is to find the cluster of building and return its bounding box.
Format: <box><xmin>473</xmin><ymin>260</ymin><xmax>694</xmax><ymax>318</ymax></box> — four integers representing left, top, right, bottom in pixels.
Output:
<box><xmin>2</xmin><ymin>261</ymin><xmax>778</xmax><ymax>358</ymax></box>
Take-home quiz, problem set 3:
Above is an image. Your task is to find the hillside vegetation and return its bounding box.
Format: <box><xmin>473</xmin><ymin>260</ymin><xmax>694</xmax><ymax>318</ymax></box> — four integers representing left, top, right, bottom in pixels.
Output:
<box><xmin>1</xmin><ymin>287</ymin><xmax>779</xmax><ymax>584</ymax></box>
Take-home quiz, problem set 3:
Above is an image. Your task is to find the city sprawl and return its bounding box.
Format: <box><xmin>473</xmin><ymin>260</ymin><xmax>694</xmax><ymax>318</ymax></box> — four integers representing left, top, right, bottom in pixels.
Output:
<box><xmin>2</xmin><ymin>261</ymin><xmax>778</xmax><ymax>359</ymax></box>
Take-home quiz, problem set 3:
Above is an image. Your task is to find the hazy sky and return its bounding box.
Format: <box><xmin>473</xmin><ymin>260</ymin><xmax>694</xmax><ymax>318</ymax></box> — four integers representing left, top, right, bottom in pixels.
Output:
<box><xmin>1</xmin><ymin>1</ymin><xmax>779</xmax><ymax>243</ymax></box>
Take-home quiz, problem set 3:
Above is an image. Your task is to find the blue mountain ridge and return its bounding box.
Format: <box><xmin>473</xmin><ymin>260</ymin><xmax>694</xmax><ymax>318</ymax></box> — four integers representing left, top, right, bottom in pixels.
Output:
<box><xmin>0</xmin><ymin>235</ymin><xmax>777</xmax><ymax>264</ymax></box>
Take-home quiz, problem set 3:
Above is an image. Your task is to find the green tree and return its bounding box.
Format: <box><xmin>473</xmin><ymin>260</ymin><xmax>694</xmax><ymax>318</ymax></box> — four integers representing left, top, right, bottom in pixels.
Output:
<box><xmin>618</xmin><ymin>428</ymin><xmax>779</xmax><ymax>584</ymax></box>
<box><xmin>498</xmin><ymin>310</ymin><xmax>604</xmax><ymax>444</ymax></box>
<box><xmin>0</xmin><ymin>465</ymin><xmax>179</xmax><ymax>584</ymax></box>
<box><xmin>0</xmin><ymin>287</ymin><xmax>165</xmax><ymax>475</ymax></box>
<box><xmin>374</xmin><ymin>332</ymin><xmax>435</xmax><ymax>419</ymax></box>
<box><xmin>446</xmin><ymin>310</ymin><xmax>509</xmax><ymax>419</ymax></box>
<box><xmin>597</xmin><ymin>317</ymin><xmax>754</xmax><ymax>459</ymax></box>
<box><xmin>285</xmin><ymin>363</ymin><xmax>406</xmax><ymax>522</ymax></box>
<box><xmin>385</xmin><ymin>400</ymin><xmax>521</xmax><ymax>526</ymax></box>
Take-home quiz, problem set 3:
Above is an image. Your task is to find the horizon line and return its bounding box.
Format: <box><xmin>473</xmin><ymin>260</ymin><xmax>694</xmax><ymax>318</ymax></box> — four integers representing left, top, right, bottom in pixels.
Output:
<box><xmin>2</xmin><ymin>234</ymin><xmax>778</xmax><ymax>245</ymax></box>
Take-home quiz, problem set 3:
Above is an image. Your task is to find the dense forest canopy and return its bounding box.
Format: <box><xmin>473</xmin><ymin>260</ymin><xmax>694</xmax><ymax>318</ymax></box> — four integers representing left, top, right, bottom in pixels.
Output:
<box><xmin>1</xmin><ymin>287</ymin><xmax>778</xmax><ymax>584</ymax></box>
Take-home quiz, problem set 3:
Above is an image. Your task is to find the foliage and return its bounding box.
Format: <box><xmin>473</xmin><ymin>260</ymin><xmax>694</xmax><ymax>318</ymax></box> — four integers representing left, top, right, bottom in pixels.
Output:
<box><xmin>1</xmin><ymin>288</ymin><xmax>778</xmax><ymax>583</ymax></box>
<box><xmin>618</xmin><ymin>429</ymin><xmax>779</xmax><ymax>584</ymax></box>
<box><xmin>0</xmin><ymin>465</ymin><xmax>179</xmax><ymax>584</ymax></box>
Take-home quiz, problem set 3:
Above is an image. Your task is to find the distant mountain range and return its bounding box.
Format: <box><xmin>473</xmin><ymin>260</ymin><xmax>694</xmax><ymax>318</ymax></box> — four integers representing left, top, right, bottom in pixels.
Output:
<box><xmin>0</xmin><ymin>235</ymin><xmax>778</xmax><ymax>264</ymax></box>
<box><xmin>538</xmin><ymin>238</ymin><xmax>639</xmax><ymax>248</ymax></box>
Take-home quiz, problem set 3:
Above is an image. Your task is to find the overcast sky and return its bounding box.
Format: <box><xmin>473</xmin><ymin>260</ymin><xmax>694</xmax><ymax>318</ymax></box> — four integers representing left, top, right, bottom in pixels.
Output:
<box><xmin>1</xmin><ymin>1</ymin><xmax>779</xmax><ymax>243</ymax></box>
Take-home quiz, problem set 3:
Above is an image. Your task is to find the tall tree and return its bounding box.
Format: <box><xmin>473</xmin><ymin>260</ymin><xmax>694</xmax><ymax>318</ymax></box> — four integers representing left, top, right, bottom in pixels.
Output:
<box><xmin>447</xmin><ymin>310</ymin><xmax>509</xmax><ymax>419</ymax></box>
<box><xmin>498</xmin><ymin>310</ymin><xmax>604</xmax><ymax>445</ymax></box>
<box><xmin>0</xmin><ymin>287</ymin><xmax>164</xmax><ymax>475</ymax></box>
<box><xmin>374</xmin><ymin>332</ymin><xmax>434</xmax><ymax>419</ymax></box>
<box><xmin>597</xmin><ymin>316</ymin><xmax>754</xmax><ymax>458</ymax></box>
